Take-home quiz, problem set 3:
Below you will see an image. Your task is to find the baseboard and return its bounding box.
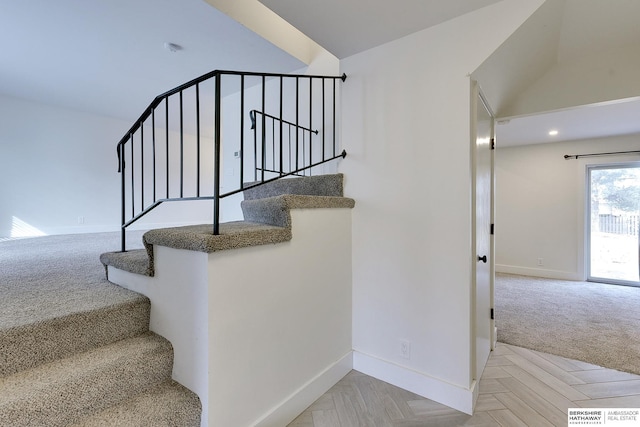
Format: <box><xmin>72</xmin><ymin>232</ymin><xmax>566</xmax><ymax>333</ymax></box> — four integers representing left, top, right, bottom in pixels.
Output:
<box><xmin>353</xmin><ymin>350</ymin><xmax>475</xmax><ymax>415</ymax></box>
<box><xmin>496</xmin><ymin>264</ymin><xmax>583</xmax><ymax>281</ymax></box>
<box><xmin>252</xmin><ymin>351</ymin><xmax>353</xmax><ymax>427</ymax></box>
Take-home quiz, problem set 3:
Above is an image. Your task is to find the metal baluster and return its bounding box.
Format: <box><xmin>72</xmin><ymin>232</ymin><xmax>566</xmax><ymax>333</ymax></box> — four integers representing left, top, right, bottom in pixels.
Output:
<box><xmin>213</xmin><ymin>74</ymin><xmax>221</xmax><ymax>235</ymax></box>
<box><xmin>240</xmin><ymin>75</ymin><xmax>245</xmax><ymax>190</ymax></box>
<box><xmin>196</xmin><ymin>83</ymin><xmax>201</xmax><ymax>197</ymax></box>
<box><xmin>180</xmin><ymin>90</ymin><xmax>184</xmax><ymax>198</ymax></box>
<box><xmin>295</xmin><ymin>77</ymin><xmax>299</xmax><ymax>171</ymax></box>
<box><xmin>165</xmin><ymin>98</ymin><xmax>169</xmax><ymax>199</ymax></box>
<box><xmin>140</xmin><ymin>124</ymin><xmax>144</xmax><ymax>209</ymax></box>
<box><xmin>261</xmin><ymin>76</ymin><xmax>266</xmax><ymax>182</ymax></box>
<box><xmin>152</xmin><ymin>109</ymin><xmax>156</xmax><ymax>202</ymax></box>
<box><xmin>322</xmin><ymin>78</ymin><xmax>326</xmax><ymax>162</ymax></box>
<box><xmin>309</xmin><ymin>77</ymin><xmax>313</xmax><ymax>174</ymax></box>
<box><xmin>279</xmin><ymin>76</ymin><xmax>283</xmax><ymax>176</ymax></box>
<box><xmin>130</xmin><ymin>133</ymin><xmax>134</xmax><ymax>218</ymax></box>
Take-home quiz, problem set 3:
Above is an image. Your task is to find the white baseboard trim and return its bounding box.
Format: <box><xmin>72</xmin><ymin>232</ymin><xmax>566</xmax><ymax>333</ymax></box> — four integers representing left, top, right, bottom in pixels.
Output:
<box><xmin>496</xmin><ymin>264</ymin><xmax>583</xmax><ymax>281</ymax></box>
<box><xmin>252</xmin><ymin>351</ymin><xmax>353</xmax><ymax>427</ymax></box>
<box><xmin>353</xmin><ymin>351</ymin><xmax>475</xmax><ymax>415</ymax></box>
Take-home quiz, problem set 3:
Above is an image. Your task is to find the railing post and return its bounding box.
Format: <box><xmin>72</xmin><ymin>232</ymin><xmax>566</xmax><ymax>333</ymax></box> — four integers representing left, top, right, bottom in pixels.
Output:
<box><xmin>213</xmin><ymin>73</ymin><xmax>222</xmax><ymax>235</ymax></box>
<box><xmin>119</xmin><ymin>143</ymin><xmax>126</xmax><ymax>252</ymax></box>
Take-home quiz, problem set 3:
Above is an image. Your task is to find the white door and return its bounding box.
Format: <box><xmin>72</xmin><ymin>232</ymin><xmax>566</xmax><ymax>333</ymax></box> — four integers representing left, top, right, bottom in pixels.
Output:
<box><xmin>472</xmin><ymin>84</ymin><xmax>494</xmax><ymax>380</ymax></box>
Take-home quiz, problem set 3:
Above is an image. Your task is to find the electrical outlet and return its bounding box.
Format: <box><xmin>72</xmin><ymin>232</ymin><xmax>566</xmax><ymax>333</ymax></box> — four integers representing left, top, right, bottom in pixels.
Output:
<box><xmin>537</xmin><ymin>258</ymin><xmax>543</xmax><ymax>266</ymax></box>
<box><xmin>77</xmin><ymin>216</ymin><xmax>85</xmax><ymax>225</ymax></box>
<box><xmin>400</xmin><ymin>340</ymin><xmax>411</xmax><ymax>360</ymax></box>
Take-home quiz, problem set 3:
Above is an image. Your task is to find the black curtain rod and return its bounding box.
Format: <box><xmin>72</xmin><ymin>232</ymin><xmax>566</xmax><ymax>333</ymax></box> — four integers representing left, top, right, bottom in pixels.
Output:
<box><xmin>564</xmin><ymin>150</ymin><xmax>640</xmax><ymax>160</ymax></box>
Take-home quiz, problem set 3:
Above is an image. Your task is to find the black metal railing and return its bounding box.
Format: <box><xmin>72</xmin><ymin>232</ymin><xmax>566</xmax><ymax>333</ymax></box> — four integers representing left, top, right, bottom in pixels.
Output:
<box><xmin>116</xmin><ymin>70</ymin><xmax>347</xmax><ymax>251</ymax></box>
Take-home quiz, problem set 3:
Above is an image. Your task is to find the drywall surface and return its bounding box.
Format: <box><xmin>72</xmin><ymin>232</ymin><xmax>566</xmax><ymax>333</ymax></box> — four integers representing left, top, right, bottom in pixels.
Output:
<box><xmin>340</xmin><ymin>0</ymin><xmax>544</xmax><ymax>412</ymax></box>
<box><xmin>495</xmin><ymin>133</ymin><xmax>640</xmax><ymax>280</ymax></box>
<box><xmin>0</xmin><ymin>95</ymin><xmax>127</xmax><ymax>236</ymax></box>
<box><xmin>107</xmin><ymin>247</ymin><xmax>210</xmax><ymax>427</ymax></box>
<box><xmin>207</xmin><ymin>208</ymin><xmax>352</xmax><ymax>426</ymax></box>
<box><xmin>0</xmin><ymin>94</ymin><xmax>237</xmax><ymax>238</ymax></box>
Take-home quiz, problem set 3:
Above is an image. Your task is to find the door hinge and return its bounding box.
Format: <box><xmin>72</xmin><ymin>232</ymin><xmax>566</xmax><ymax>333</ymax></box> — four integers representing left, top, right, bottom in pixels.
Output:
<box><xmin>491</xmin><ymin>138</ymin><xmax>495</xmax><ymax>150</ymax></box>
<box><xmin>490</xmin><ymin>308</ymin><xmax>494</xmax><ymax>320</ymax></box>
<box><xmin>490</xmin><ymin>223</ymin><xmax>494</xmax><ymax>235</ymax></box>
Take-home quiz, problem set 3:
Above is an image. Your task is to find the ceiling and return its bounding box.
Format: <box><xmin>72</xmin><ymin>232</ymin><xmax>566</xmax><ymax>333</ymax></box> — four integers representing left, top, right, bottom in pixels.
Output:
<box><xmin>496</xmin><ymin>97</ymin><xmax>640</xmax><ymax>147</ymax></box>
<box><xmin>258</xmin><ymin>0</ymin><xmax>501</xmax><ymax>59</ymax></box>
<box><xmin>0</xmin><ymin>0</ymin><xmax>304</xmax><ymax>121</ymax></box>
<box><xmin>2</xmin><ymin>0</ymin><xmax>639</xmax><ymax>146</ymax></box>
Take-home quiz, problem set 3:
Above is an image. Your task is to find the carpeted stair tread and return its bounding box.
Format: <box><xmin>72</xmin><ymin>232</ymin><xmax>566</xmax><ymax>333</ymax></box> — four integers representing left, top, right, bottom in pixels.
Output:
<box><xmin>99</xmin><ymin>248</ymin><xmax>153</xmax><ymax>277</ymax></box>
<box><xmin>69</xmin><ymin>380</ymin><xmax>201</xmax><ymax>427</ymax></box>
<box><xmin>243</xmin><ymin>173</ymin><xmax>345</xmax><ymax>200</ymax></box>
<box><xmin>0</xmin><ymin>331</ymin><xmax>174</xmax><ymax>427</ymax></box>
<box><xmin>0</xmin><ymin>294</ymin><xmax>150</xmax><ymax>378</ymax></box>
<box><xmin>242</xmin><ymin>194</ymin><xmax>356</xmax><ymax>227</ymax></box>
<box><xmin>142</xmin><ymin>220</ymin><xmax>291</xmax><ymax>253</ymax></box>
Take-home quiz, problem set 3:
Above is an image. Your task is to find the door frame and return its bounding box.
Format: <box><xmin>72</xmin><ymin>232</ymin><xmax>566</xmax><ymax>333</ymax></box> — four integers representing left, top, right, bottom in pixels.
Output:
<box><xmin>470</xmin><ymin>80</ymin><xmax>496</xmax><ymax>384</ymax></box>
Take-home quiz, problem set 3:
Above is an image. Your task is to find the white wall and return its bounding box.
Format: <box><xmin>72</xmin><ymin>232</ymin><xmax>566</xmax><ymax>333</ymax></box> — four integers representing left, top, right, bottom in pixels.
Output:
<box><xmin>0</xmin><ymin>92</ymin><xmax>246</xmax><ymax>238</ymax></box>
<box><xmin>340</xmin><ymin>0</ymin><xmax>544</xmax><ymax>413</ymax></box>
<box><xmin>495</xmin><ymin>133</ymin><xmax>640</xmax><ymax>280</ymax></box>
<box><xmin>0</xmin><ymin>95</ymin><xmax>128</xmax><ymax>237</ymax></box>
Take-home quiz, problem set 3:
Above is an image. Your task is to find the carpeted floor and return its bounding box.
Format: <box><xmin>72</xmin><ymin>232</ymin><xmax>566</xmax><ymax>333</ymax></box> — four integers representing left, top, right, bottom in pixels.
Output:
<box><xmin>495</xmin><ymin>273</ymin><xmax>640</xmax><ymax>375</ymax></box>
<box><xmin>0</xmin><ymin>231</ymin><xmax>145</xmax><ymax>329</ymax></box>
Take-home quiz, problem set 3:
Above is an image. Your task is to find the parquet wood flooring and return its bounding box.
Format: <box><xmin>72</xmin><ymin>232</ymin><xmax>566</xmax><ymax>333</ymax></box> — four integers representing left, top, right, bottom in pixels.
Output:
<box><xmin>287</xmin><ymin>344</ymin><xmax>640</xmax><ymax>426</ymax></box>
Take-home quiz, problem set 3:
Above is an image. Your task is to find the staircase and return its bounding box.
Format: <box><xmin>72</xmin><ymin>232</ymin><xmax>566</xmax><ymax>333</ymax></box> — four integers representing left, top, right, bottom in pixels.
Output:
<box><xmin>0</xmin><ymin>245</ymin><xmax>202</xmax><ymax>426</ymax></box>
<box><xmin>101</xmin><ymin>173</ymin><xmax>352</xmax><ymax>277</ymax></box>
<box><xmin>100</xmin><ymin>173</ymin><xmax>354</xmax><ymax>426</ymax></box>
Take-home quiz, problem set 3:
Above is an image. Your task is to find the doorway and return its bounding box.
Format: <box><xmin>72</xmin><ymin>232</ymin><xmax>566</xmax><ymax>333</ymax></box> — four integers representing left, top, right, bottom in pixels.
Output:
<box><xmin>472</xmin><ymin>82</ymin><xmax>494</xmax><ymax>382</ymax></box>
<box><xmin>587</xmin><ymin>164</ymin><xmax>640</xmax><ymax>286</ymax></box>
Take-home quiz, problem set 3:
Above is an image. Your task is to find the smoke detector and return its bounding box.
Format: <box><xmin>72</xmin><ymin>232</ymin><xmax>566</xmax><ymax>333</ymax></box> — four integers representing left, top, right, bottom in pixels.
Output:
<box><xmin>164</xmin><ymin>42</ymin><xmax>183</xmax><ymax>53</ymax></box>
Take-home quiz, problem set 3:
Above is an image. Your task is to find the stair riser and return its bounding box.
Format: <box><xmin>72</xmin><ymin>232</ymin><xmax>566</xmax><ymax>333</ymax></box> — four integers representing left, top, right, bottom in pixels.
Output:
<box><xmin>0</xmin><ymin>299</ymin><xmax>150</xmax><ymax>378</ymax></box>
<box><xmin>243</xmin><ymin>173</ymin><xmax>345</xmax><ymax>200</ymax></box>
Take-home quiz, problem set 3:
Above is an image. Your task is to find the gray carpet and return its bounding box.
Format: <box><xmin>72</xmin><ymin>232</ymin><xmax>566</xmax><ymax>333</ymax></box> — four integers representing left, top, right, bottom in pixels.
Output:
<box><xmin>496</xmin><ymin>273</ymin><xmax>640</xmax><ymax>375</ymax></box>
<box><xmin>0</xmin><ymin>230</ymin><xmax>145</xmax><ymax>329</ymax></box>
<box><xmin>0</xmin><ymin>231</ymin><xmax>201</xmax><ymax>426</ymax></box>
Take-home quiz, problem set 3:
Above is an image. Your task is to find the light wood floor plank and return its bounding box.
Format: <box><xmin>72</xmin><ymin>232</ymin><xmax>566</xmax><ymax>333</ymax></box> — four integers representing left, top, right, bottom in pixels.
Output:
<box><xmin>488</xmin><ymin>409</ymin><xmax>528</xmax><ymax>427</ymax></box>
<box><xmin>507</xmin><ymin>345</ymin><xmax>586</xmax><ymax>385</ymax></box>
<box><xmin>497</xmin><ymin>376</ymin><xmax>567</xmax><ymax>426</ymax></box>
<box><xmin>493</xmin><ymin>392</ymin><xmax>555</xmax><ymax>427</ymax></box>
<box><xmin>575</xmin><ymin>394</ymin><xmax>640</xmax><ymax>408</ymax></box>
<box><xmin>526</xmin><ymin>347</ymin><xmax>598</xmax><ymax>372</ymax></box>
<box><xmin>312</xmin><ymin>409</ymin><xmax>341</xmax><ymax>427</ymax></box>
<box><xmin>574</xmin><ymin>380</ymin><xmax>640</xmax><ymax>399</ymax></box>
<box><xmin>485</xmin><ymin>355</ymin><xmax>515</xmax><ymax>367</ymax></box>
<box><xmin>572</xmin><ymin>368</ymin><xmax>640</xmax><ymax>384</ymax></box>
<box><xmin>500</xmin><ymin>365</ymin><xmax>577</xmax><ymax>412</ymax></box>
<box><xmin>475</xmin><ymin>394</ymin><xmax>506</xmax><ymax>412</ymax></box>
<box><xmin>481</xmin><ymin>366</ymin><xmax>512</xmax><ymax>379</ymax></box>
<box><xmin>505</xmin><ymin>354</ymin><xmax>591</xmax><ymax>401</ymax></box>
<box><xmin>479</xmin><ymin>378</ymin><xmax>509</xmax><ymax>394</ymax></box>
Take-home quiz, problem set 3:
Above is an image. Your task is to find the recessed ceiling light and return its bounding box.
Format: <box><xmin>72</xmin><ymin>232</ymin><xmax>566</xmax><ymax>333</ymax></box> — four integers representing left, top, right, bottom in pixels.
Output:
<box><xmin>164</xmin><ymin>42</ymin><xmax>183</xmax><ymax>53</ymax></box>
<box><xmin>548</xmin><ymin>130</ymin><xmax>559</xmax><ymax>136</ymax></box>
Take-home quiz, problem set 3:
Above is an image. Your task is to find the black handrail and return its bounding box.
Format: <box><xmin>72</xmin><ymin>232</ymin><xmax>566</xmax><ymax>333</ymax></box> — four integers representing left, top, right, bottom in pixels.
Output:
<box><xmin>116</xmin><ymin>70</ymin><xmax>347</xmax><ymax>251</ymax></box>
